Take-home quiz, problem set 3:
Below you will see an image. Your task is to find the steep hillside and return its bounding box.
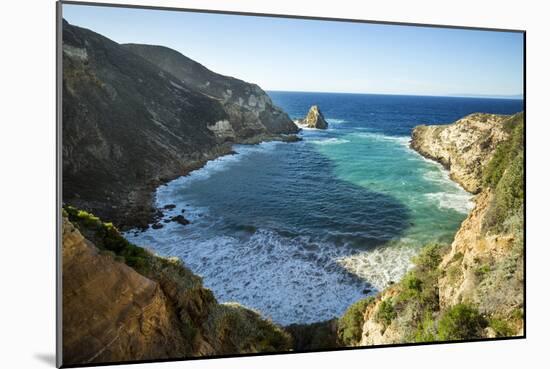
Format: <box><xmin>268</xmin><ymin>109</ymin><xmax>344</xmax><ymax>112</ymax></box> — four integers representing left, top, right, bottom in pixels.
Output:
<box><xmin>337</xmin><ymin>112</ymin><xmax>524</xmax><ymax>346</ymax></box>
<box><xmin>62</xmin><ymin>207</ymin><xmax>291</xmax><ymax>366</ymax></box>
<box><xmin>123</xmin><ymin>43</ymin><xmax>298</xmax><ymax>138</ymax></box>
<box><xmin>62</xmin><ymin>20</ymin><xmax>298</xmax><ymax>229</ymax></box>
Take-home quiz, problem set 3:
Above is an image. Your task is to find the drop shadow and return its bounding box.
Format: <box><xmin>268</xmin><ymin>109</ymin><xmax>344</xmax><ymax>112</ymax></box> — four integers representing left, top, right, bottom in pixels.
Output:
<box><xmin>34</xmin><ymin>353</ymin><xmax>56</xmax><ymax>367</ymax></box>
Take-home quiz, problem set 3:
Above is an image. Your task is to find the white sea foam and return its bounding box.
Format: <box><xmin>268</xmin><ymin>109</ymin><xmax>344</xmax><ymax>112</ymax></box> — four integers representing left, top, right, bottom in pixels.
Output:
<box><xmin>126</xmin><ymin>226</ymin><xmax>371</xmax><ymax>325</ymax></box>
<box><xmin>326</xmin><ymin>118</ymin><xmax>347</xmax><ymax>124</ymax></box>
<box><xmin>424</xmin><ymin>192</ymin><xmax>474</xmax><ymax>214</ymax></box>
<box><xmin>352</xmin><ymin>132</ymin><xmax>410</xmax><ymax>147</ymax></box>
<box><xmin>336</xmin><ymin>241</ymin><xmax>419</xmax><ymax>290</ymax></box>
<box><xmin>310</xmin><ymin>137</ymin><xmax>350</xmax><ymax>145</ymax></box>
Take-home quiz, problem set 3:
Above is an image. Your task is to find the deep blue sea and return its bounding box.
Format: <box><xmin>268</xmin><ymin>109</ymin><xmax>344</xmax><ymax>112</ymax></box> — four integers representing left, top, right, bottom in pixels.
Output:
<box><xmin>126</xmin><ymin>92</ymin><xmax>523</xmax><ymax>325</ymax></box>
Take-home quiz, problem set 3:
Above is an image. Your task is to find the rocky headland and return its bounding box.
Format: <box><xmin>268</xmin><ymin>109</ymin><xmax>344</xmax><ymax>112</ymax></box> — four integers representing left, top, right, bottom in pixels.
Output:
<box><xmin>411</xmin><ymin>113</ymin><xmax>511</xmax><ymax>193</ymax></box>
<box><xmin>62</xmin><ymin>20</ymin><xmax>299</xmax><ymax>230</ymax></box>
<box><xmin>298</xmin><ymin>105</ymin><xmax>328</xmax><ymax>129</ymax></box>
<box><xmin>337</xmin><ymin>112</ymin><xmax>524</xmax><ymax>346</ymax></box>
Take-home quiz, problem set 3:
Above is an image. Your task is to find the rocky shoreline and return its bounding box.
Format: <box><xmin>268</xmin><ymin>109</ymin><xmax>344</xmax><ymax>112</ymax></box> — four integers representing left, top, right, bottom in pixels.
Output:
<box><xmin>349</xmin><ymin>112</ymin><xmax>524</xmax><ymax>346</ymax></box>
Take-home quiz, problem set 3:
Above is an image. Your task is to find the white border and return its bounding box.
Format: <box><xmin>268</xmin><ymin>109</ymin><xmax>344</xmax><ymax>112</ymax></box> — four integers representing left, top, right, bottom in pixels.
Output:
<box><xmin>1</xmin><ymin>1</ymin><xmax>547</xmax><ymax>369</ymax></box>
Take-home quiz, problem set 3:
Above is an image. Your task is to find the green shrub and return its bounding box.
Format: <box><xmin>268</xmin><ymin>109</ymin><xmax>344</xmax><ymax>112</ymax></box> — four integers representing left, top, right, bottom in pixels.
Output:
<box><xmin>337</xmin><ymin>297</ymin><xmax>374</xmax><ymax>346</ymax></box>
<box><xmin>511</xmin><ymin>308</ymin><xmax>524</xmax><ymax>321</ymax></box>
<box><xmin>475</xmin><ymin>264</ymin><xmax>491</xmax><ymax>278</ymax></box>
<box><xmin>64</xmin><ymin>205</ymin><xmax>152</xmax><ymax>274</ymax></box>
<box><xmin>403</xmin><ymin>274</ymin><xmax>423</xmax><ymax>295</ymax></box>
<box><xmin>489</xmin><ymin>318</ymin><xmax>514</xmax><ymax>337</ymax></box>
<box><xmin>413</xmin><ymin>243</ymin><xmax>444</xmax><ymax>272</ymax></box>
<box><xmin>375</xmin><ymin>299</ymin><xmax>396</xmax><ymax>327</ymax></box>
<box><xmin>437</xmin><ymin>304</ymin><xmax>487</xmax><ymax>341</ymax></box>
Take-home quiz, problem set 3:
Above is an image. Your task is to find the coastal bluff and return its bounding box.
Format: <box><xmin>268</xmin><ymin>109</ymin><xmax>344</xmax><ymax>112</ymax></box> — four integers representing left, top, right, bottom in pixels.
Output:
<box><xmin>336</xmin><ymin>112</ymin><xmax>524</xmax><ymax>346</ymax></box>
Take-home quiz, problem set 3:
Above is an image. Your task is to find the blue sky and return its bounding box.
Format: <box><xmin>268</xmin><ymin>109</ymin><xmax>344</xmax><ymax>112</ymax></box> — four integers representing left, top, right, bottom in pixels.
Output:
<box><xmin>63</xmin><ymin>4</ymin><xmax>524</xmax><ymax>97</ymax></box>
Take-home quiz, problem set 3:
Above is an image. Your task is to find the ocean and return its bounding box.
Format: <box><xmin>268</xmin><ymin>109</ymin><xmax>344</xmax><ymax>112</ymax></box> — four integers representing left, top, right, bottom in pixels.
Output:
<box><xmin>125</xmin><ymin>92</ymin><xmax>523</xmax><ymax>325</ymax></box>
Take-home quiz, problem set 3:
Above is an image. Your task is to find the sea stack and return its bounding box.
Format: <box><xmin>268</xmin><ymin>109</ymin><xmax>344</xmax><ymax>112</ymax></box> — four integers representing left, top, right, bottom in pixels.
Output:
<box><xmin>300</xmin><ymin>105</ymin><xmax>328</xmax><ymax>129</ymax></box>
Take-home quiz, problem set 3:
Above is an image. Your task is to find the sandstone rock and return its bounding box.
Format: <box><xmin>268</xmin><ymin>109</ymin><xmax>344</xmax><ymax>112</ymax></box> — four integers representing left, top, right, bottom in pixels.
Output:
<box><xmin>299</xmin><ymin>105</ymin><xmax>328</xmax><ymax>129</ymax></box>
<box><xmin>62</xmin><ymin>216</ymin><xmax>188</xmax><ymax>365</ymax></box>
<box><xmin>410</xmin><ymin>113</ymin><xmax>511</xmax><ymax>193</ymax></box>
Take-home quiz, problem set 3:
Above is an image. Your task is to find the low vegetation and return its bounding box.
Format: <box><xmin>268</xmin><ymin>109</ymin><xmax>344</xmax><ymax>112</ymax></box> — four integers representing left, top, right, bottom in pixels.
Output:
<box><xmin>286</xmin><ymin>319</ymin><xmax>339</xmax><ymax>351</ymax></box>
<box><xmin>64</xmin><ymin>205</ymin><xmax>152</xmax><ymax>274</ymax></box>
<box><xmin>437</xmin><ymin>304</ymin><xmax>487</xmax><ymax>340</ymax></box>
<box><xmin>337</xmin><ymin>297</ymin><xmax>374</xmax><ymax>346</ymax></box>
<box><xmin>483</xmin><ymin>113</ymin><xmax>524</xmax><ymax>232</ymax></box>
<box><xmin>205</xmin><ymin>303</ymin><xmax>292</xmax><ymax>353</ymax></box>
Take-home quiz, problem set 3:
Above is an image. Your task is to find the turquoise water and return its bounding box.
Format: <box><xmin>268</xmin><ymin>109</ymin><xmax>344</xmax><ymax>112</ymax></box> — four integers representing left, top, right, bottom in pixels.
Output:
<box><xmin>126</xmin><ymin>93</ymin><xmax>523</xmax><ymax>325</ymax></box>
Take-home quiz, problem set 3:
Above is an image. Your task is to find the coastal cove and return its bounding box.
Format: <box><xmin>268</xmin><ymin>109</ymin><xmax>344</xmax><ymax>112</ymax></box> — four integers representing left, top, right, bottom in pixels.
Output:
<box><xmin>125</xmin><ymin>92</ymin><xmax>523</xmax><ymax>325</ymax></box>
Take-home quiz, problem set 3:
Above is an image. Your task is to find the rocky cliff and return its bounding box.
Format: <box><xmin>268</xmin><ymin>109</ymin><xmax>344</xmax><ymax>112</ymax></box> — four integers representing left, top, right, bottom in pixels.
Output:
<box><xmin>410</xmin><ymin>113</ymin><xmax>510</xmax><ymax>193</ymax></box>
<box><xmin>62</xmin><ymin>207</ymin><xmax>291</xmax><ymax>366</ymax></box>
<box><xmin>298</xmin><ymin>105</ymin><xmax>328</xmax><ymax>129</ymax></box>
<box><xmin>123</xmin><ymin>43</ymin><xmax>299</xmax><ymax>139</ymax></box>
<box><xmin>62</xmin><ymin>20</ymin><xmax>298</xmax><ymax>229</ymax></box>
<box><xmin>337</xmin><ymin>112</ymin><xmax>524</xmax><ymax>347</ymax></box>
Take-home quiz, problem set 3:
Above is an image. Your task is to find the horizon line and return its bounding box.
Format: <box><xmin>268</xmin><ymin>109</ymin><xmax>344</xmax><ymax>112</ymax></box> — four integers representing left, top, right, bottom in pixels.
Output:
<box><xmin>265</xmin><ymin>89</ymin><xmax>524</xmax><ymax>100</ymax></box>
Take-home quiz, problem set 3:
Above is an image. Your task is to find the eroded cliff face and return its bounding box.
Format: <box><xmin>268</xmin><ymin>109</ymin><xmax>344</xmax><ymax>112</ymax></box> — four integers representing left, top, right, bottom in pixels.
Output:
<box><xmin>411</xmin><ymin>113</ymin><xmax>510</xmax><ymax>193</ymax></box>
<box><xmin>352</xmin><ymin>112</ymin><xmax>525</xmax><ymax>346</ymax></box>
<box><xmin>122</xmin><ymin>43</ymin><xmax>299</xmax><ymax>140</ymax></box>
<box><xmin>63</xmin><ymin>216</ymin><xmax>191</xmax><ymax>365</ymax></box>
<box><xmin>62</xmin><ymin>212</ymin><xmax>291</xmax><ymax>366</ymax></box>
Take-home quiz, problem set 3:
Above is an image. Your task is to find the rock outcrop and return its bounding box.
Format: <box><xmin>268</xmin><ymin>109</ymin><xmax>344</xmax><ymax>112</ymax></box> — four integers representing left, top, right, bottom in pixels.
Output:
<box><xmin>62</xmin><ymin>20</ymin><xmax>298</xmax><ymax>230</ymax></box>
<box><xmin>410</xmin><ymin>113</ymin><xmax>510</xmax><ymax>193</ymax></box>
<box><xmin>298</xmin><ymin>105</ymin><xmax>328</xmax><ymax>129</ymax></box>
<box><xmin>62</xmin><ymin>210</ymin><xmax>291</xmax><ymax>366</ymax></box>
<box><xmin>341</xmin><ymin>112</ymin><xmax>525</xmax><ymax>347</ymax></box>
